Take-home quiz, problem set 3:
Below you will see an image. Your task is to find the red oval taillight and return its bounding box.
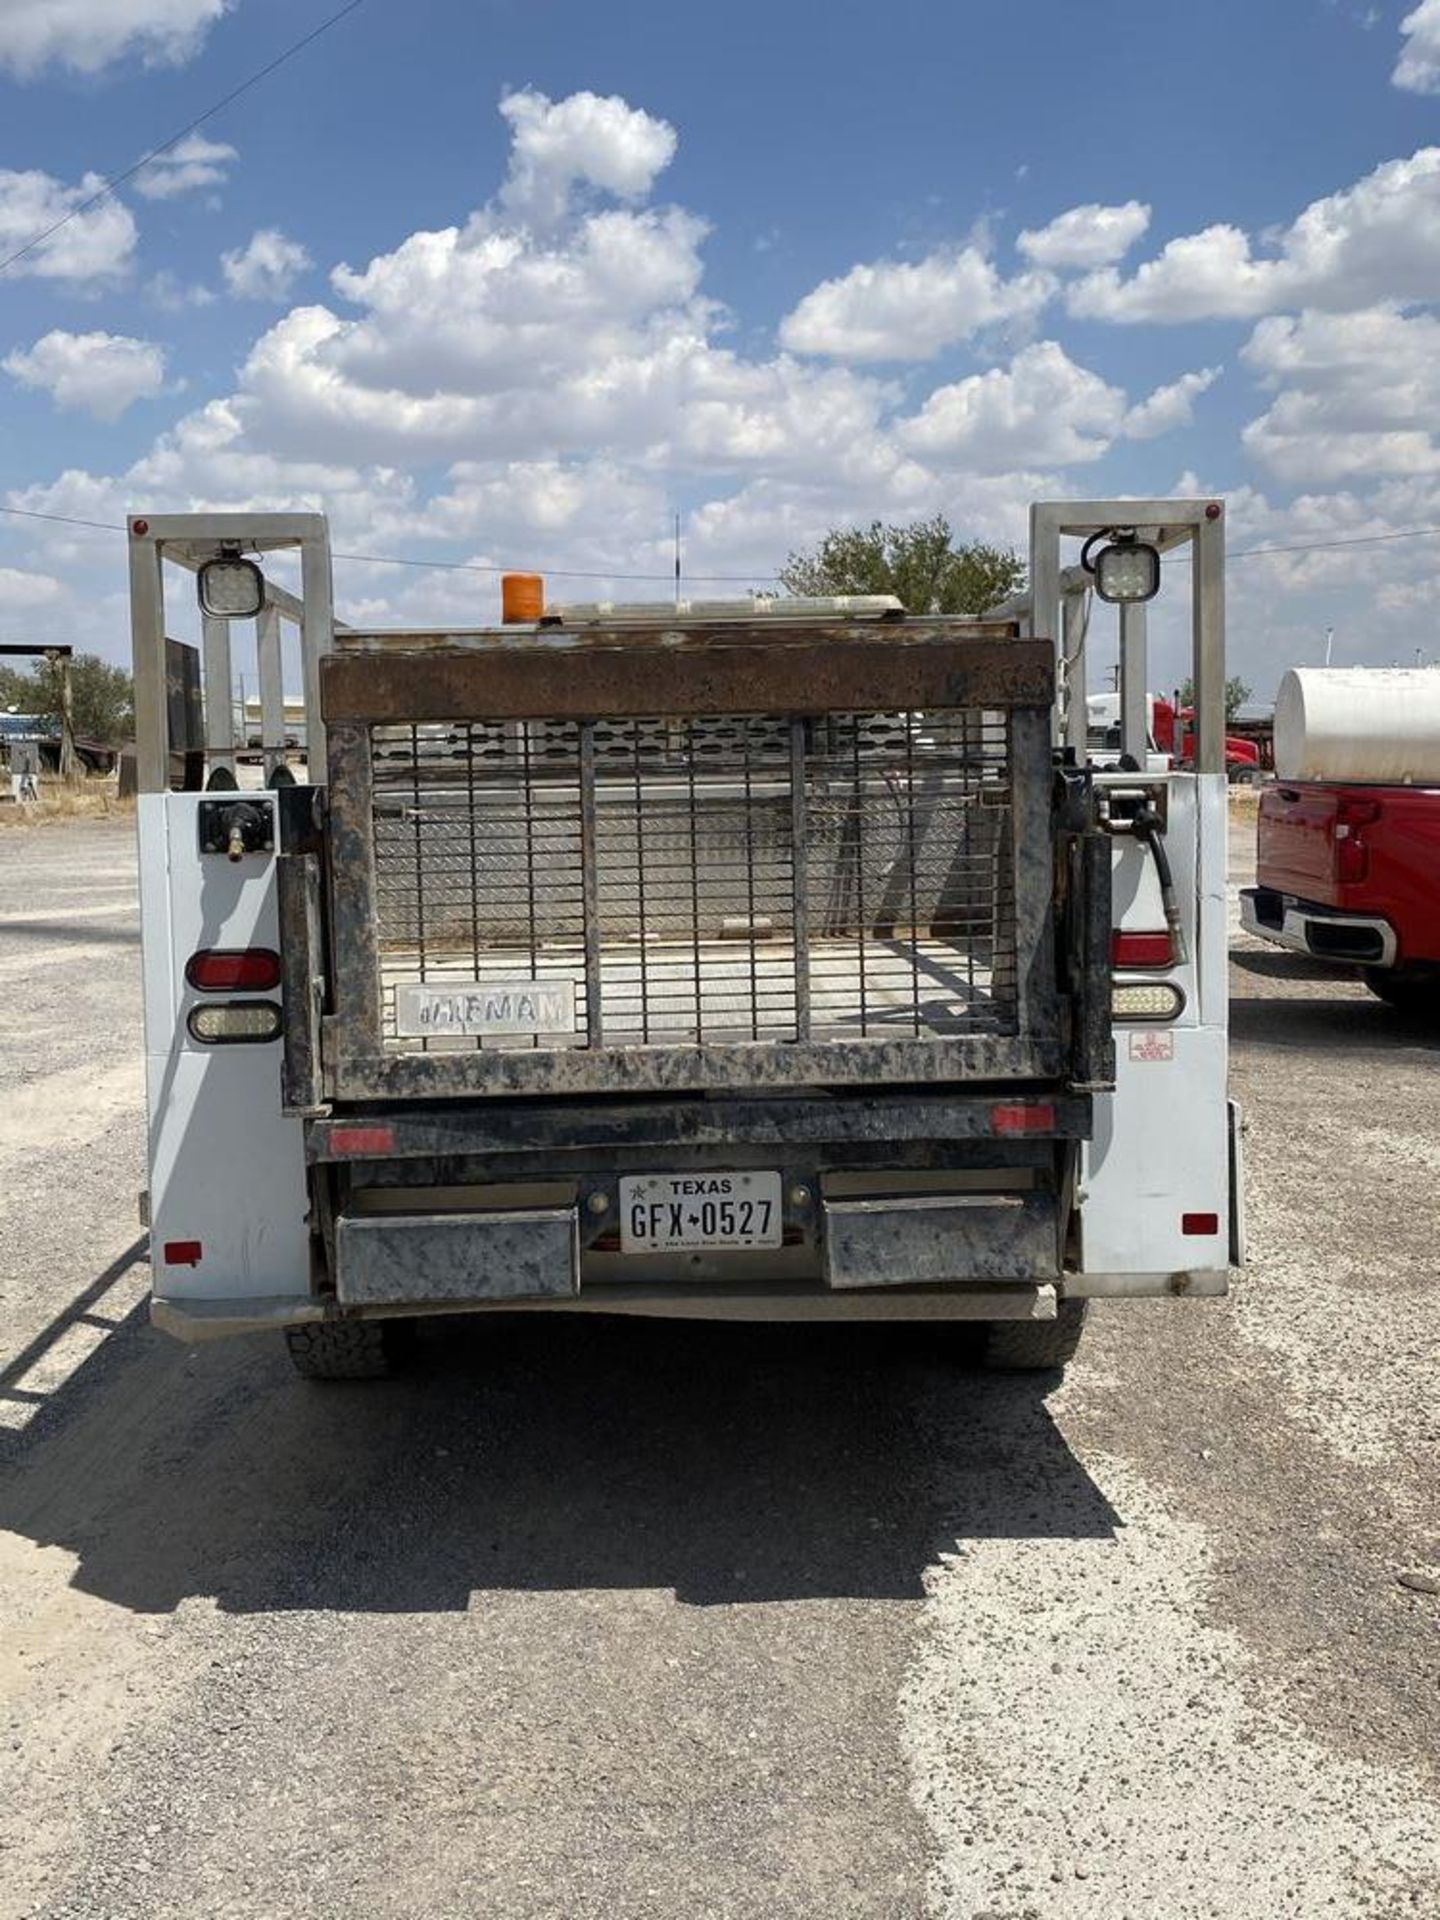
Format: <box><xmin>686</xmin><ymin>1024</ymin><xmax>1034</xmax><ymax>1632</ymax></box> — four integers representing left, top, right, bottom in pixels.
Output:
<box><xmin>1111</xmin><ymin>930</ymin><xmax>1174</xmax><ymax>969</ymax></box>
<box><xmin>185</xmin><ymin>948</ymin><xmax>282</xmax><ymax>993</ymax></box>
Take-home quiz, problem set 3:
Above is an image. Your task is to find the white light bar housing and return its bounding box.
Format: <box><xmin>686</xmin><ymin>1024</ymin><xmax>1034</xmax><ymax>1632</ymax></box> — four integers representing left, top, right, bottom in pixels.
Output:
<box><xmin>546</xmin><ymin>593</ymin><xmax>904</xmax><ymax>626</ymax></box>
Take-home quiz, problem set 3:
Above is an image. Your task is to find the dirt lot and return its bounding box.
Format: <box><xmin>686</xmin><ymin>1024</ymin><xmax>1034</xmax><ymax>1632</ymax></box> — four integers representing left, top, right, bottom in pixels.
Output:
<box><xmin>0</xmin><ymin>812</ymin><xmax>1436</xmax><ymax>1918</ymax></box>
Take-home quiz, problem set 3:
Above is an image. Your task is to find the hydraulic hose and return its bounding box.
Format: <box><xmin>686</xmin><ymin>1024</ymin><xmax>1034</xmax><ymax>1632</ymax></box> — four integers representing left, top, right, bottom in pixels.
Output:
<box><xmin>1132</xmin><ymin>802</ymin><xmax>1188</xmax><ymax>966</ymax></box>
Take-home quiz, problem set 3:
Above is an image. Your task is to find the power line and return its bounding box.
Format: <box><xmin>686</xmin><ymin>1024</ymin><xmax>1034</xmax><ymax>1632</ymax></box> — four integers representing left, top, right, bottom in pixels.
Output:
<box><xmin>0</xmin><ymin>503</ymin><xmax>774</xmax><ymax>583</ymax></box>
<box><xmin>1160</xmin><ymin>521</ymin><xmax>1440</xmax><ymax>564</ymax></box>
<box><xmin>0</xmin><ymin>0</ymin><xmax>369</xmax><ymax>279</ymax></box>
<box><xmin>7</xmin><ymin>498</ymin><xmax>1440</xmax><ymax>581</ymax></box>
<box><xmin>1231</xmin><ymin>523</ymin><xmax>1440</xmax><ymax>561</ymax></box>
<box><xmin>0</xmin><ymin>505</ymin><xmax>123</xmax><ymax>534</ymax></box>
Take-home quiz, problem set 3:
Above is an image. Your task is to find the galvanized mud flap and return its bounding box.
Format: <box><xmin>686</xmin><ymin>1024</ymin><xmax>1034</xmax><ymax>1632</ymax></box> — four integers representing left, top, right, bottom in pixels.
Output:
<box><xmin>822</xmin><ymin>1192</ymin><xmax>1057</xmax><ymax>1290</ymax></box>
<box><xmin>335</xmin><ymin>1206</ymin><xmax>579</xmax><ymax>1306</ymax></box>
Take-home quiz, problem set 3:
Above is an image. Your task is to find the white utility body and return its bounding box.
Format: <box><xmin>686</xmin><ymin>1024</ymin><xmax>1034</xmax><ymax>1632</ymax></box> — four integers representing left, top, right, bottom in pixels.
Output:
<box><xmin>129</xmin><ymin>499</ymin><xmax>1240</xmax><ymax>1378</ymax></box>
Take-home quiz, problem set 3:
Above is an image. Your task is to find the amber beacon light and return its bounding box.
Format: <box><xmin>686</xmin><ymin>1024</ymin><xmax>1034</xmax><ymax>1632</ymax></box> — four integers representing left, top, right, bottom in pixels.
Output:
<box><xmin>501</xmin><ymin>572</ymin><xmax>545</xmax><ymax>623</ymax></box>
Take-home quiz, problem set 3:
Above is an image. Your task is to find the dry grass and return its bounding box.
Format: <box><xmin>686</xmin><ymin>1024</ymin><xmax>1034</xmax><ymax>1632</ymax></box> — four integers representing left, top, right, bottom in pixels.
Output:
<box><xmin>0</xmin><ymin>781</ymin><xmax>134</xmax><ymax>831</ymax></box>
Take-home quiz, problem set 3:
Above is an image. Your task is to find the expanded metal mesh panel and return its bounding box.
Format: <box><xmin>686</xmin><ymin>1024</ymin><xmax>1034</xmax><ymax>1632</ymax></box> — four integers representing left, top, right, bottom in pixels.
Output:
<box><xmin>370</xmin><ymin>711</ymin><xmax>1016</xmax><ymax>1053</ymax></box>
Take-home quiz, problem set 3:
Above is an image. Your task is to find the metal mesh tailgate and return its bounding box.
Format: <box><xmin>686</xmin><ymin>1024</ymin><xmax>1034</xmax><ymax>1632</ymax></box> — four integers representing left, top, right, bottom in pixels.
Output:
<box><xmin>318</xmin><ymin>623</ymin><xmax>1063</xmax><ymax>1098</ymax></box>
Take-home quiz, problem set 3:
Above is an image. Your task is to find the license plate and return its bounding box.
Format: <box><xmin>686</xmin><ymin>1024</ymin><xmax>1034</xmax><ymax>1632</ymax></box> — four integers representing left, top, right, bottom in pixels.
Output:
<box><xmin>618</xmin><ymin>1171</ymin><xmax>784</xmax><ymax>1253</ymax></box>
<box><xmin>394</xmin><ymin>979</ymin><xmax>575</xmax><ymax>1038</ymax></box>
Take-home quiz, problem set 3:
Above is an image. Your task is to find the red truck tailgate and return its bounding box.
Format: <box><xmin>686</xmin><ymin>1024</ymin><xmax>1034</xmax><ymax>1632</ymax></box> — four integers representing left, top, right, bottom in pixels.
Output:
<box><xmin>1257</xmin><ymin>785</ymin><xmax>1340</xmax><ymax>901</ymax></box>
<box><xmin>1257</xmin><ymin>781</ymin><xmax>1440</xmax><ymax>961</ymax></box>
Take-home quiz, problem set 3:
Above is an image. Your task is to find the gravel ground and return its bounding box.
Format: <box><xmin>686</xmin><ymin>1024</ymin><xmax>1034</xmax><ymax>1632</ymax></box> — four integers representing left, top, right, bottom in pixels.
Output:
<box><xmin>0</xmin><ymin>810</ymin><xmax>1436</xmax><ymax>1919</ymax></box>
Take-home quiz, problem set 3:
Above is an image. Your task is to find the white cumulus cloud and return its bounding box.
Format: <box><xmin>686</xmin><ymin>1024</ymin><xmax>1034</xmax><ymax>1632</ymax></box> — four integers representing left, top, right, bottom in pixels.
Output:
<box><xmin>222</xmin><ymin>229</ymin><xmax>312</xmax><ymax>300</ymax></box>
<box><xmin>0</xmin><ymin>168</ymin><xmax>136</xmax><ymax>282</ymax></box>
<box><xmin>1069</xmin><ymin>149</ymin><xmax>1440</xmax><ymax>322</ymax></box>
<box><xmin>0</xmin><ymin>566</ymin><xmax>62</xmax><ymax>609</ymax></box>
<box><xmin>1017</xmin><ymin>200</ymin><xmax>1150</xmax><ymax>270</ymax></box>
<box><xmin>1394</xmin><ymin>0</ymin><xmax>1440</xmax><ymax>92</ymax></box>
<box><xmin>134</xmin><ymin>134</ymin><xmax>238</xmax><ymax>201</ymax></box>
<box><xmin>0</xmin><ymin>87</ymin><xmax>1233</xmax><ymax>645</ymax></box>
<box><xmin>896</xmin><ymin>341</ymin><xmax>1127</xmax><ymax>470</ymax></box>
<box><xmin>894</xmin><ymin>343</ymin><xmax>1213</xmax><ymax>471</ymax></box>
<box><xmin>4</xmin><ymin>330</ymin><xmax>168</xmax><ymax>421</ymax></box>
<box><xmin>1122</xmin><ymin>366</ymin><xmax>1220</xmax><ymax>440</ymax></box>
<box><xmin>146</xmin><ymin>269</ymin><xmax>216</xmax><ymax>311</ymax></box>
<box><xmin>0</xmin><ymin>0</ymin><xmax>230</xmax><ymax>78</ymax></box>
<box><xmin>1241</xmin><ymin>306</ymin><xmax>1440</xmax><ymax>482</ymax></box>
<box><xmin>779</xmin><ymin>248</ymin><xmax>1053</xmax><ymax>361</ymax></box>
<box><xmin>223</xmin><ymin>94</ymin><xmax>903</xmax><ymax>483</ymax></box>
<box><xmin>498</xmin><ymin>86</ymin><xmax>678</xmax><ymax>227</ymax></box>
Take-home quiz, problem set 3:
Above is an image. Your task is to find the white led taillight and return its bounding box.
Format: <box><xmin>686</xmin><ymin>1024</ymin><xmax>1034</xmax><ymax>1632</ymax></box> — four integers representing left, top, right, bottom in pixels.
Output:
<box><xmin>1111</xmin><ymin>982</ymin><xmax>1184</xmax><ymax>1021</ymax></box>
<box><xmin>187</xmin><ymin>1000</ymin><xmax>282</xmax><ymax>1044</ymax></box>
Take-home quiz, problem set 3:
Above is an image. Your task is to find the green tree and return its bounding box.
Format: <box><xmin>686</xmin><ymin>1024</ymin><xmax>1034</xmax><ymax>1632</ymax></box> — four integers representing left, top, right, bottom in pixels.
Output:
<box><xmin>778</xmin><ymin>514</ymin><xmax>1024</xmax><ymax>615</ymax></box>
<box><xmin>1179</xmin><ymin>675</ymin><xmax>1251</xmax><ymax>722</ymax></box>
<box><xmin>0</xmin><ymin>652</ymin><xmax>134</xmax><ymax>742</ymax></box>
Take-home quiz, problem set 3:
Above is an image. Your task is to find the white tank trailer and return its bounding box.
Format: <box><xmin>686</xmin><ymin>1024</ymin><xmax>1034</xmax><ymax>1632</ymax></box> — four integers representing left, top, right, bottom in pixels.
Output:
<box><xmin>1274</xmin><ymin>667</ymin><xmax>1440</xmax><ymax>785</ymax></box>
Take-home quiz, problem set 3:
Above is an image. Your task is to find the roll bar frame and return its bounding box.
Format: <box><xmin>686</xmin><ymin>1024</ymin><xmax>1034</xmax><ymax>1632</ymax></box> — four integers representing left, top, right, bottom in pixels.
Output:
<box><xmin>990</xmin><ymin>498</ymin><xmax>1227</xmax><ymax>775</ymax></box>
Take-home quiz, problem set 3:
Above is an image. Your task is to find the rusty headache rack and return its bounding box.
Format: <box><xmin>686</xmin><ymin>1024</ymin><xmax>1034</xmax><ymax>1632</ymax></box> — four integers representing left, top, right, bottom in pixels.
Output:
<box><xmin>275</xmin><ymin>614</ymin><xmax>1108</xmax><ymax>1106</ymax></box>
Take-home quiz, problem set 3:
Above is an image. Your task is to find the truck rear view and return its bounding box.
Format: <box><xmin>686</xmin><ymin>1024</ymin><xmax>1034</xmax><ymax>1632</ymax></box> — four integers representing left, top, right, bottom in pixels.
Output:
<box><xmin>129</xmin><ymin>500</ymin><xmax>1240</xmax><ymax>1381</ymax></box>
<box><xmin>1242</xmin><ymin>667</ymin><xmax>1440</xmax><ymax>1012</ymax></box>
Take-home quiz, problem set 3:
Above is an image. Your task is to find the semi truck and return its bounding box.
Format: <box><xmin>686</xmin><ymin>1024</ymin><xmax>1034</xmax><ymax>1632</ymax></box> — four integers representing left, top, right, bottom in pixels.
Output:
<box><xmin>129</xmin><ymin>498</ymin><xmax>1241</xmax><ymax>1380</ymax></box>
<box><xmin>1085</xmin><ymin>690</ymin><xmax>1262</xmax><ymax>782</ymax></box>
<box><xmin>1241</xmin><ymin>667</ymin><xmax>1440</xmax><ymax>1013</ymax></box>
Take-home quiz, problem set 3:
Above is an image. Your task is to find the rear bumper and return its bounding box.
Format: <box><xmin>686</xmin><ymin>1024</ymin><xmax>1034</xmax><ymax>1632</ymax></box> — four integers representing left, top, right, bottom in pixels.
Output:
<box><xmin>153</xmin><ymin>1283</ymin><xmax>1065</xmax><ymax>1341</ymax></box>
<box><xmin>1240</xmin><ymin>887</ymin><xmax>1397</xmax><ymax>967</ymax></box>
<box><xmin>327</xmin><ymin>1187</ymin><xmax>1063</xmax><ymax>1310</ymax></box>
<box><xmin>150</xmin><ymin>1267</ymin><xmax>1231</xmax><ymax>1342</ymax></box>
<box><xmin>147</xmin><ymin>1087</ymin><xmax>1230</xmax><ymax>1343</ymax></box>
<box><xmin>308</xmin><ymin>1092</ymin><xmax>1081</xmax><ymax>1314</ymax></box>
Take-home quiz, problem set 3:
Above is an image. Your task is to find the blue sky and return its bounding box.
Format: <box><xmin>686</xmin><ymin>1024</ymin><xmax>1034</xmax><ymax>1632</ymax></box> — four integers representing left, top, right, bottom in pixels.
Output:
<box><xmin>3</xmin><ymin>0</ymin><xmax>1440</xmax><ymax>694</ymax></box>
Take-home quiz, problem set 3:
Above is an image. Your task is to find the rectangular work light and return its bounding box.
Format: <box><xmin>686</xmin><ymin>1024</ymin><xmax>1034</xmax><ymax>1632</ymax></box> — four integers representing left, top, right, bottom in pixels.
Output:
<box><xmin>1093</xmin><ymin>536</ymin><xmax>1161</xmax><ymax>605</ymax></box>
<box><xmin>197</xmin><ymin>553</ymin><xmax>265</xmax><ymax>619</ymax></box>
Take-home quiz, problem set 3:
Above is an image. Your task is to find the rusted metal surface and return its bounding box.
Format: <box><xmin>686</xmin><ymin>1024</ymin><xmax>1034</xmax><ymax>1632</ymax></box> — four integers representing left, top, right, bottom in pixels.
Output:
<box><xmin>321</xmin><ymin>633</ymin><xmax>1052</xmax><ymax>724</ymax></box>
<box><xmin>1072</xmin><ymin>827</ymin><xmax>1117</xmax><ymax>1089</ymax></box>
<box><xmin>277</xmin><ymin>850</ymin><xmax>326</xmax><ymax>1115</ymax></box>
<box><xmin>325</xmin><ymin>721</ymin><xmax>384</xmax><ymax>1050</ymax></box>
<box><xmin>333</xmin><ymin>615</ymin><xmax>1022</xmax><ymax>654</ymax></box>
<box><xmin>788</xmin><ymin>717</ymin><xmax>811</xmax><ymax>1039</ymax></box>
<box><xmin>822</xmin><ymin>1191</ymin><xmax>1058</xmax><ymax>1289</ymax></box>
<box><xmin>325</xmin><ymin>1031</ymin><xmax>1067</xmax><ymax>1102</ymax></box>
<box><xmin>1007</xmin><ymin>704</ymin><xmax>1061</xmax><ymax>1049</ymax></box>
<box><xmin>334</xmin><ymin>1205</ymin><xmax>579</xmax><ymax>1305</ymax></box>
<box><xmin>307</xmin><ymin>1093</ymin><xmax>1091</xmax><ymax>1162</ymax></box>
<box><xmin>325</xmin><ymin>1150</ymin><xmax>1056</xmax><ymax>1203</ymax></box>
<box><xmin>577</xmin><ymin>723</ymin><xmax>604</xmax><ymax>1046</ymax></box>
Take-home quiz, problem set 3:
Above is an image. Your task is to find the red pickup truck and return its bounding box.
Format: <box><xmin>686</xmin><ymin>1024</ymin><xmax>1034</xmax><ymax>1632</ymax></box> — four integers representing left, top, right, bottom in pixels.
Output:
<box><xmin>1241</xmin><ymin>782</ymin><xmax>1440</xmax><ymax>1010</ymax></box>
<box><xmin>1241</xmin><ymin>666</ymin><xmax>1440</xmax><ymax>1012</ymax></box>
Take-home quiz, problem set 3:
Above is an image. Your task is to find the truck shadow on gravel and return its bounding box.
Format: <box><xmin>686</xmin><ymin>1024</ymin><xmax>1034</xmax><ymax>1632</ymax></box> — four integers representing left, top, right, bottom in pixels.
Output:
<box><xmin>0</xmin><ymin>1301</ymin><xmax>1116</xmax><ymax>1614</ymax></box>
<box><xmin>1230</xmin><ymin>950</ymin><xmax>1440</xmax><ymax>1047</ymax></box>
<box><xmin>1229</xmin><ymin>948</ymin><xmax>1353</xmax><ymax>984</ymax></box>
<box><xmin>1230</xmin><ymin>991</ymin><xmax>1440</xmax><ymax>1050</ymax></box>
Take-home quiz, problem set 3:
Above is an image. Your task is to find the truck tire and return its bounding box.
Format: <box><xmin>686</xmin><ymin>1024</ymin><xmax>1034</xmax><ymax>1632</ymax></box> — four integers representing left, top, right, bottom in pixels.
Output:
<box><xmin>1363</xmin><ymin>968</ymin><xmax>1437</xmax><ymax>1016</ymax></box>
<box><xmin>982</xmin><ymin>1300</ymin><xmax>1088</xmax><ymax>1374</ymax></box>
<box><xmin>284</xmin><ymin>1319</ymin><xmax>398</xmax><ymax>1381</ymax></box>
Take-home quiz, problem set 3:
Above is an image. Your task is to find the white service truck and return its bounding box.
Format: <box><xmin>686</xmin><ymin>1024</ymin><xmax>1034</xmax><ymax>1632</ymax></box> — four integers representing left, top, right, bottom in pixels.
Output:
<box><xmin>129</xmin><ymin>498</ymin><xmax>1241</xmax><ymax>1379</ymax></box>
